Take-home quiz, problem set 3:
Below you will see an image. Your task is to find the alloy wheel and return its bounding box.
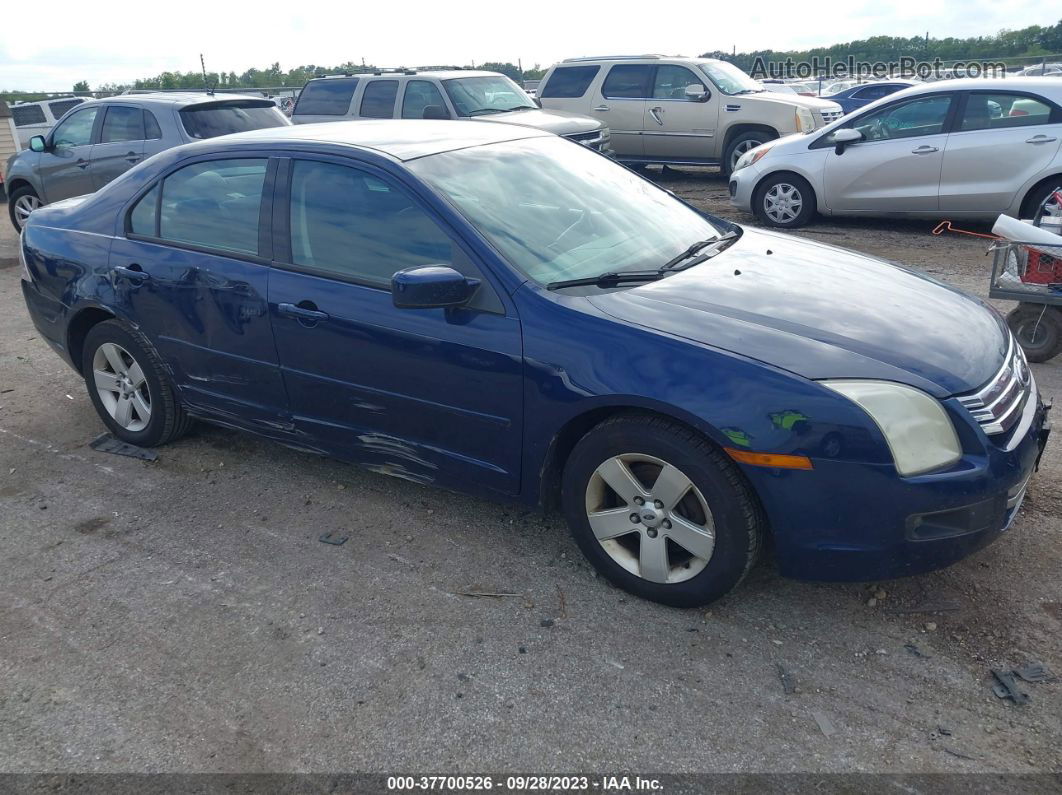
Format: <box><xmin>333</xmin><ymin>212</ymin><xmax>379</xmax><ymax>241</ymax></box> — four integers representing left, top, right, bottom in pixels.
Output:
<box><xmin>92</xmin><ymin>342</ymin><xmax>152</xmax><ymax>432</ymax></box>
<box><xmin>763</xmin><ymin>182</ymin><xmax>803</xmax><ymax>224</ymax></box>
<box><xmin>13</xmin><ymin>194</ymin><xmax>41</xmax><ymax>227</ymax></box>
<box><xmin>730</xmin><ymin>139</ymin><xmax>762</xmax><ymax>172</ymax></box>
<box><xmin>584</xmin><ymin>453</ymin><xmax>715</xmax><ymax>584</ymax></box>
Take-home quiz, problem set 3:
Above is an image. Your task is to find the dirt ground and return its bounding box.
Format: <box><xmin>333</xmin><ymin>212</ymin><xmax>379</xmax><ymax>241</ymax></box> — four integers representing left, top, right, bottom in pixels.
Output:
<box><xmin>0</xmin><ymin>173</ymin><xmax>1060</xmax><ymax>776</ymax></box>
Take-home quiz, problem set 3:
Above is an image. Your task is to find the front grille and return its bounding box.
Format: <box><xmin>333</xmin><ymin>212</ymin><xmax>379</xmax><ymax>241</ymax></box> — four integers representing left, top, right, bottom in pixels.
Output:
<box><xmin>819</xmin><ymin>108</ymin><xmax>844</xmax><ymax>125</ymax></box>
<box><xmin>565</xmin><ymin>129</ymin><xmax>609</xmax><ymax>150</ymax></box>
<box><xmin>957</xmin><ymin>335</ymin><xmax>1032</xmax><ymax>436</ymax></box>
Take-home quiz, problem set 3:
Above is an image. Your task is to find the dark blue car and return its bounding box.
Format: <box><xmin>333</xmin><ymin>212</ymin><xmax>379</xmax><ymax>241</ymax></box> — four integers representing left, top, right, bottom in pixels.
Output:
<box><xmin>18</xmin><ymin>120</ymin><xmax>1050</xmax><ymax>606</ymax></box>
<box><xmin>826</xmin><ymin>81</ymin><xmax>915</xmax><ymax>114</ymax></box>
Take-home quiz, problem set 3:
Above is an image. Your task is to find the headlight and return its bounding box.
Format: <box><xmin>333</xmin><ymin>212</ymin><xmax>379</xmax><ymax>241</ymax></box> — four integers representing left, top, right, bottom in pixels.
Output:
<box><xmin>733</xmin><ymin>144</ymin><xmax>773</xmax><ymax>172</ymax></box>
<box><xmin>795</xmin><ymin>107</ymin><xmax>816</xmax><ymax>132</ymax></box>
<box><xmin>821</xmin><ymin>380</ymin><xmax>961</xmax><ymax>476</ymax></box>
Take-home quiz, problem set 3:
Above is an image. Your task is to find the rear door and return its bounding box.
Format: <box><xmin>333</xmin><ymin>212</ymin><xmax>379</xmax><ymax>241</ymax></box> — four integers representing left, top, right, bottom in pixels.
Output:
<box><xmin>938</xmin><ymin>91</ymin><xmax>1062</xmax><ymax>212</ymax></box>
<box><xmin>822</xmin><ymin>93</ymin><xmax>955</xmax><ymax>212</ymax></box>
<box><xmin>594</xmin><ymin>64</ymin><xmax>652</xmax><ymax>157</ymax></box>
<box><xmin>643</xmin><ymin>64</ymin><xmax>717</xmax><ymax>160</ymax></box>
<box><xmin>90</xmin><ymin>105</ymin><xmax>146</xmax><ymax>189</ymax></box>
<box><xmin>38</xmin><ymin>105</ymin><xmax>100</xmax><ymax>202</ymax></box>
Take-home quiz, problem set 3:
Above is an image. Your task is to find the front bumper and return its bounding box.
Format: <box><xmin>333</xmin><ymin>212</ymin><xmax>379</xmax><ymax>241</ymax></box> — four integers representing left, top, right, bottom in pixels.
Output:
<box><xmin>743</xmin><ymin>384</ymin><xmax>1050</xmax><ymax>582</ymax></box>
<box><xmin>728</xmin><ymin>162</ymin><xmax>762</xmax><ymax>213</ymax></box>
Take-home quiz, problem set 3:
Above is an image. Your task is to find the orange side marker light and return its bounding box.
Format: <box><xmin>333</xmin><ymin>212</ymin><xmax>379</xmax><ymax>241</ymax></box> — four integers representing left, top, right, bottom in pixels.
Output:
<box><xmin>725</xmin><ymin>448</ymin><xmax>814</xmax><ymax>470</ymax></box>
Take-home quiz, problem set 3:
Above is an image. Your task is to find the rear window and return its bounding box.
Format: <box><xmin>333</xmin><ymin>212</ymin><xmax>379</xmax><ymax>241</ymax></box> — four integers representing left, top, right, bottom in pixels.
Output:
<box><xmin>12</xmin><ymin>105</ymin><xmax>46</xmax><ymax>126</ymax></box>
<box><xmin>179</xmin><ymin>102</ymin><xmax>288</xmax><ymax>139</ymax></box>
<box><xmin>602</xmin><ymin>65</ymin><xmax>653</xmax><ymax>99</ymax></box>
<box><xmin>360</xmin><ymin>80</ymin><xmax>399</xmax><ymax>118</ymax></box>
<box><xmin>541</xmin><ymin>66</ymin><xmax>600</xmax><ymax>99</ymax></box>
<box><xmin>48</xmin><ymin>98</ymin><xmax>85</xmax><ymax>119</ymax></box>
<box><xmin>294</xmin><ymin>78</ymin><xmax>359</xmax><ymax>116</ymax></box>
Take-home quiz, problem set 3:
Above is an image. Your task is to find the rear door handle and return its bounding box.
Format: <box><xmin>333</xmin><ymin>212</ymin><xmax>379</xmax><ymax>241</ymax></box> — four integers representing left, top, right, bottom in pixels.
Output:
<box><xmin>278</xmin><ymin>302</ymin><xmax>330</xmax><ymax>322</ymax></box>
<box><xmin>113</xmin><ymin>265</ymin><xmax>150</xmax><ymax>283</ymax></box>
<box><xmin>76</xmin><ymin>158</ymin><xmax>89</xmax><ymax>169</ymax></box>
<box><xmin>593</xmin><ymin>105</ymin><xmax>610</xmax><ymax>112</ymax></box>
<box><xmin>125</xmin><ymin>151</ymin><xmax>141</xmax><ymax>163</ymax></box>
<box><xmin>1026</xmin><ymin>135</ymin><xmax>1058</xmax><ymax>144</ymax></box>
<box><xmin>911</xmin><ymin>145</ymin><xmax>939</xmax><ymax>154</ymax></box>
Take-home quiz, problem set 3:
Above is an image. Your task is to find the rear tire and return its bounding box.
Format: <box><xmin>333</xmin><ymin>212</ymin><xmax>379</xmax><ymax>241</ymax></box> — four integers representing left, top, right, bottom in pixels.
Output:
<box><xmin>81</xmin><ymin>319</ymin><xmax>193</xmax><ymax>447</ymax></box>
<box><xmin>8</xmin><ymin>185</ymin><xmax>41</xmax><ymax>232</ymax></box>
<box><xmin>561</xmin><ymin>413</ymin><xmax>764</xmax><ymax>607</ymax></box>
<box><xmin>1007</xmin><ymin>304</ymin><xmax>1062</xmax><ymax>363</ymax></box>
<box><xmin>753</xmin><ymin>173</ymin><xmax>817</xmax><ymax>229</ymax></box>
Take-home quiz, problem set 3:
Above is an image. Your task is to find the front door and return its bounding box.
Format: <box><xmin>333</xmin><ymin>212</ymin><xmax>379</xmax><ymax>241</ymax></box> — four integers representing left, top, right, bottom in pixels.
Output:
<box><xmin>39</xmin><ymin>106</ymin><xmax>99</xmax><ymax>203</ymax></box>
<box><xmin>643</xmin><ymin>64</ymin><xmax>718</xmax><ymax>160</ymax></box>
<box><xmin>823</xmin><ymin>93</ymin><xmax>954</xmax><ymax>212</ymax></box>
<box><xmin>594</xmin><ymin>64</ymin><xmax>651</xmax><ymax>157</ymax></box>
<box><xmin>267</xmin><ymin>157</ymin><xmax>523</xmax><ymax>495</ymax></box>
<box><xmin>90</xmin><ymin>105</ymin><xmax>146</xmax><ymax>189</ymax></box>
<box><xmin>110</xmin><ymin>156</ymin><xmax>290</xmax><ymax>428</ymax></box>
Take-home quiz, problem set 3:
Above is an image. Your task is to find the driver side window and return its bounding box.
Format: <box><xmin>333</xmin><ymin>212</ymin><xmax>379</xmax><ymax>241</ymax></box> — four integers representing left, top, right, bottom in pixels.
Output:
<box><xmin>652</xmin><ymin>66</ymin><xmax>705</xmax><ymax>100</ymax></box>
<box><xmin>52</xmin><ymin>107</ymin><xmax>99</xmax><ymax>148</ymax></box>
<box><xmin>853</xmin><ymin>95</ymin><xmax>952</xmax><ymax>141</ymax></box>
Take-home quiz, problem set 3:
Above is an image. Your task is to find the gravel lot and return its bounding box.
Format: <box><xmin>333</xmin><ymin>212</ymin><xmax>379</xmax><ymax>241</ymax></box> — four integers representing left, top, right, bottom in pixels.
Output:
<box><xmin>1</xmin><ymin>173</ymin><xmax>1060</xmax><ymax>776</ymax></box>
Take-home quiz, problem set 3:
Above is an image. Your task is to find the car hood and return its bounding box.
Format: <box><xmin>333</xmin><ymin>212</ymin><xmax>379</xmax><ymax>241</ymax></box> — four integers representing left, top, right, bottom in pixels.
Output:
<box><xmin>587</xmin><ymin>227</ymin><xmax>1007</xmax><ymax>397</ymax></box>
<box><xmin>748</xmin><ymin>92</ymin><xmax>842</xmax><ymax>114</ymax></box>
<box><xmin>474</xmin><ymin>108</ymin><xmax>604</xmax><ymax>135</ymax></box>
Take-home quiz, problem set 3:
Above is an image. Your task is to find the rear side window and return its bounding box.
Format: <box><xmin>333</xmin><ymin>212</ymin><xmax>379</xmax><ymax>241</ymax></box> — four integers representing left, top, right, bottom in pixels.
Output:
<box><xmin>602</xmin><ymin>65</ymin><xmax>653</xmax><ymax>99</ymax></box>
<box><xmin>541</xmin><ymin>66</ymin><xmax>600</xmax><ymax>99</ymax></box>
<box><xmin>360</xmin><ymin>80</ymin><xmax>399</xmax><ymax>118</ymax></box>
<box><xmin>853</xmin><ymin>85</ymin><xmax>890</xmax><ymax>101</ymax></box>
<box><xmin>101</xmin><ymin>106</ymin><xmax>145</xmax><ymax>143</ymax></box>
<box><xmin>959</xmin><ymin>92</ymin><xmax>1054</xmax><ymax>131</ymax></box>
<box><xmin>179</xmin><ymin>102</ymin><xmax>288</xmax><ymax>139</ymax></box>
<box><xmin>12</xmin><ymin>105</ymin><xmax>46</xmax><ymax>126</ymax></box>
<box><xmin>48</xmin><ymin>98</ymin><xmax>84</xmax><ymax>119</ymax></box>
<box><xmin>402</xmin><ymin>80</ymin><xmax>448</xmax><ymax>119</ymax></box>
<box><xmin>158</xmin><ymin>159</ymin><xmax>267</xmax><ymax>255</ymax></box>
<box><xmin>294</xmin><ymin>78</ymin><xmax>359</xmax><ymax>116</ymax></box>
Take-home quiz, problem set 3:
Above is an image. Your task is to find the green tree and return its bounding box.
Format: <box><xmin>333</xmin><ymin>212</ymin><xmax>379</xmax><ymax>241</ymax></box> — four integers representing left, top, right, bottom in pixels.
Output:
<box><xmin>479</xmin><ymin>62</ymin><xmax>523</xmax><ymax>81</ymax></box>
<box><xmin>72</xmin><ymin>80</ymin><xmax>90</xmax><ymax>95</ymax></box>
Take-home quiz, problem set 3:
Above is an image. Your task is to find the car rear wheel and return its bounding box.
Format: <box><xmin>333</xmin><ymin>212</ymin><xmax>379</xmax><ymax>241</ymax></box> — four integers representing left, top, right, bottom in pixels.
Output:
<box><xmin>81</xmin><ymin>320</ymin><xmax>193</xmax><ymax>447</ymax></box>
<box><xmin>8</xmin><ymin>185</ymin><xmax>41</xmax><ymax>232</ymax></box>
<box><xmin>1007</xmin><ymin>304</ymin><xmax>1062</xmax><ymax>363</ymax></box>
<box><xmin>561</xmin><ymin>414</ymin><xmax>764</xmax><ymax>607</ymax></box>
<box><xmin>753</xmin><ymin>173</ymin><xmax>816</xmax><ymax>229</ymax></box>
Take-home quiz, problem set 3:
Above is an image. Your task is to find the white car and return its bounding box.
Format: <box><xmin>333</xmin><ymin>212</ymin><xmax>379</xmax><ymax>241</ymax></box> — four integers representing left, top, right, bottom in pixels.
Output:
<box><xmin>729</xmin><ymin>78</ymin><xmax>1062</xmax><ymax>228</ymax></box>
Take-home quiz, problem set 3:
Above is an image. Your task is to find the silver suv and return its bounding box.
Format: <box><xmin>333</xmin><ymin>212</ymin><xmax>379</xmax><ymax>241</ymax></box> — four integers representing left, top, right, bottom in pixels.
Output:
<box><xmin>538</xmin><ymin>55</ymin><xmax>842</xmax><ymax>175</ymax></box>
<box><xmin>5</xmin><ymin>92</ymin><xmax>290</xmax><ymax>231</ymax></box>
<box><xmin>292</xmin><ymin>70</ymin><xmax>611</xmax><ymax>154</ymax></box>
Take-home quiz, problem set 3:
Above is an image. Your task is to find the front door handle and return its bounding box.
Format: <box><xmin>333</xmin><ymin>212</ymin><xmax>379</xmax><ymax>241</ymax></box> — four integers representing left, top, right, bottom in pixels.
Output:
<box><xmin>593</xmin><ymin>105</ymin><xmax>610</xmax><ymax>112</ymax></box>
<box><xmin>911</xmin><ymin>145</ymin><xmax>939</xmax><ymax>154</ymax></box>
<box><xmin>649</xmin><ymin>106</ymin><xmax>664</xmax><ymax>126</ymax></box>
<box><xmin>278</xmin><ymin>302</ymin><xmax>330</xmax><ymax>323</ymax></box>
<box><xmin>113</xmin><ymin>265</ymin><xmax>150</xmax><ymax>283</ymax></box>
<box><xmin>125</xmin><ymin>151</ymin><xmax>141</xmax><ymax>163</ymax></box>
<box><xmin>1026</xmin><ymin>135</ymin><xmax>1058</xmax><ymax>144</ymax></box>
<box><xmin>76</xmin><ymin>158</ymin><xmax>89</xmax><ymax>169</ymax></box>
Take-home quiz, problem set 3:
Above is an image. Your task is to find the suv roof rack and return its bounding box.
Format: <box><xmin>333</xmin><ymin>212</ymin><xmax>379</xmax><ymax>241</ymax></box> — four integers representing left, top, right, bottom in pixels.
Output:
<box><xmin>561</xmin><ymin>54</ymin><xmax>667</xmax><ymax>63</ymax></box>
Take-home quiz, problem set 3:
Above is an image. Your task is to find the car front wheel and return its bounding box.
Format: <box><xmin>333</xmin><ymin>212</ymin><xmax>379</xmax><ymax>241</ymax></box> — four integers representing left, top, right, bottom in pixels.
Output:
<box><xmin>753</xmin><ymin>173</ymin><xmax>816</xmax><ymax>229</ymax></box>
<box><xmin>562</xmin><ymin>414</ymin><xmax>764</xmax><ymax>607</ymax></box>
<box><xmin>8</xmin><ymin>185</ymin><xmax>42</xmax><ymax>232</ymax></box>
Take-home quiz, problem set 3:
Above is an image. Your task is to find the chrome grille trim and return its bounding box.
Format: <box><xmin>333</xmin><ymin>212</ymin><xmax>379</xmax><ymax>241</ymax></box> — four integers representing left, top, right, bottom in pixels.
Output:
<box><xmin>565</xmin><ymin>129</ymin><xmax>610</xmax><ymax>151</ymax></box>
<box><xmin>819</xmin><ymin>109</ymin><xmax>844</xmax><ymax>125</ymax></box>
<box><xmin>957</xmin><ymin>335</ymin><xmax>1032</xmax><ymax>436</ymax></box>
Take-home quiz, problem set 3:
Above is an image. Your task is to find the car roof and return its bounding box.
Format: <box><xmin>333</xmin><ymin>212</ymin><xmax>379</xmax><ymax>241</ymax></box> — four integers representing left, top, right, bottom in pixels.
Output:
<box><xmin>308</xmin><ymin>71</ymin><xmax>507</xmax><ymax>82</ymax></box>
<box><xmin>902</xmin><ymin>77</ymin><xmax>1062</xmax><ymax>97</ymax></box>
<box><xmin>75</xmin><ymin>92</ymin><xmax>275</xmax><ymax>109</ymax></box>
<box><xmin>203</xmin><ymin>119</ymin><xmax>550</xmax><ymax>161</ymax></box>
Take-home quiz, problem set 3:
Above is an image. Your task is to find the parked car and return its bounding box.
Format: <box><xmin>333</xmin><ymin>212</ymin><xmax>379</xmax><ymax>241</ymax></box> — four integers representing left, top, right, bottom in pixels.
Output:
<box><xmin>8</xmin><ymin>96</ymin><xmax>87</xmax><ymax>147</ymax></box>
<box><xmin>5</xmin><ymin>92</ymin><xmax>290</xmax><ymax>231</ymax></box>
<box><xmin>19</xmin><ymin>120</ymin><xmax>1049</xmax><ymax>606</ymax></box>
<box><xmin>730</xmin><ymin>78</ymin><xmax>1062</xmax><ymax>228</ymax></box>
<box><xmin>1016</xmin><ymin>64</ymin><xmax>1062</xmax><ymax>77</ymax></box>
<box><xmin>822</xmin><ymin>81</ymin><xmax>915</xmax><ymax>114</ymax></box>
<box><xmin>537</xmin><ymin>55</ymin><xmax>843</xmax><ymax>175</ymax></box>
<box><xmin>291</xmin><ymin>70</ymin><xmax>610</xmax><ymax>154</ymax></box>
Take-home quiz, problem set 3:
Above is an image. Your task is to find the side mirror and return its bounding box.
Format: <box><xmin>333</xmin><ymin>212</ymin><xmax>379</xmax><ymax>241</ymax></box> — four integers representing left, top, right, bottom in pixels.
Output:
<box><xmin>421</xmin><ymin>105</ymin><xmax>451</xmax><ymax>120</ymax></box>
<box><xmin>685</xmin><ymin>84</ymin><xmax>710</xmax><ymax>102</ymax></box>
<box><xmin>29</xmin><ymin>135</ymin><xmax>47</xmax><ymax>153</ymax></box>
<box><xmin>830</xmin><ymin>128</ymin><xmax>862</xmax><ymax>155</ymax></box>
<box><xmin>392</xmin><ymin>265</ymin><xmax>479</xmax><ymax>309</ymax></box>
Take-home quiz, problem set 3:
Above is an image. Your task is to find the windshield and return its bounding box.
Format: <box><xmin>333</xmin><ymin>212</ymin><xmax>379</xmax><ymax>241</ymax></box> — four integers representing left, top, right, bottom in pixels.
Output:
<box><xmin>442</xmin><ymin>76</ymin><xmax>536</xmax><ymax>116</ymax></box>
<box><xmin>179</xmin><ymin>102</ymin><xmax>289</xmax><ymax>139</ymax></box>
<box><xmin>409</xmin><ymin>136</ymin><xmax>727</xmax><ymax>286</ymax></box>
<box><xmin>699</xmin><ymin>62</ymin><xmax>763</xmax><ymax>95</ymax></box>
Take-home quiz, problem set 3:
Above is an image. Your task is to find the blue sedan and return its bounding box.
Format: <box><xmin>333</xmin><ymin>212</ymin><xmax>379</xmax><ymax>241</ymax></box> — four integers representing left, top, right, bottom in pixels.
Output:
<box><xmin>826</xmin><ymin>81</ymin><xmax>915</xmax><ymax>114</ymax></box>
<box><xmin>18</xmin><ymin>121</ymin><xmax>1049</xmax><ymax>606</ymax></box>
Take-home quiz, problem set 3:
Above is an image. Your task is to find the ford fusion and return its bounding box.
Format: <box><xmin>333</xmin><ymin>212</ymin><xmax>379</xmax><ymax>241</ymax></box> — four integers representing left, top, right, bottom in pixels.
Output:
<box><xmin>19</xmin><ymin>120</ymin><xmax>1050</xmax><ymax>606</ymax></box>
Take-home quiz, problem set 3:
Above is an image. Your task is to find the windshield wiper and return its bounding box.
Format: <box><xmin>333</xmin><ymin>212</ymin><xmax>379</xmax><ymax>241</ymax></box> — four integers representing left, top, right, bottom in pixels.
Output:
<box><xmin>467</xmin><ymin>108</ymin><xmax>504</xmax><ymax>116</ymax></box>
<box><xmin>547</xmin><ymin>270</ymin><xmax>663</xmax><ymax>290</ymax></box>
<box><xmin>502</xmin><ymin>105</ymin><xmax>536</xmax><ymax>111</ymax></box>
<box><xmin>732</xmin><ymin>88</ymin><xmax>765</xmax><ymax>95</ymax></box>
<box><xmin>659</xmin><ymin>231</ymin><xmax>740</xmax><ymax>272</ymax></box>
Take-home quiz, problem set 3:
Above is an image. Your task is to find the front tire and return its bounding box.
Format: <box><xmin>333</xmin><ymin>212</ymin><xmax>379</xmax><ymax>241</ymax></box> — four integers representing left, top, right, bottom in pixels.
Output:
<box><xmin>8</xmin><ymin>185</ymin><xmax>42</xmax><ymax>232</ymax></box>
<box><xmin>753</xmin><ymin>173</ymin><xmax>816</xmax><ymax>229</ymax></box>
<box><xmin>1007</xmin><ymin>304</ymin><xmax>1062</xmax><ymax>363</ymax></box>
<box><xmin>81</xmin><ymin>320</ymin><xmax>193</xmax><ymax>447</ymax></box>
<box><xmin>561</xmin><ymin>414</ymin><xmax>764</xmax><ymax>607</ymax></box>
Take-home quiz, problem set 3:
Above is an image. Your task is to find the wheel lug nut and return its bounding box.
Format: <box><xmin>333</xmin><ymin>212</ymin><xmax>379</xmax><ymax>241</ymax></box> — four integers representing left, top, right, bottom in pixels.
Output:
<box><xmin>654</xmin><ymin>500</ymin><xmax>663</xmax><ymax>509</ymax></box>
<box><xmin>630</xmin><ymin>513</ymin><xmax>640</xmax><ymax>523</ymax></box>
<box><xmin>646</xmin><ymin>528</ymin><xmax>658</xmax><ymax>538</ymax></box>
<box><xmin>633</xmin><ymin>497</ymin><xmax>644</xmax><ymax>506</ymax></box>
<box><xmin>663</xmin><ymin>520</ymin><xmax>672</xmax><ymax>530</ymax></box>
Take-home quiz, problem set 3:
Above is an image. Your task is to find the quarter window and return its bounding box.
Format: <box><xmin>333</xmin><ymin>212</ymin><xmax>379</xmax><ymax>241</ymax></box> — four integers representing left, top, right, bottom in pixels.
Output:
<box><xmin>541</xmin><ymin>66</ymin><xmax>600</xmax><ymax>99</ymax></box>
<box><xmin>129</xmin><ymin>184</ymin><xmax>159</xmax><ymax>236</ymax></box>
<box><xmin>652</xmin><ymin>65</ymin><xmax>706</xmax><ymax>99</ymax></box>
<box><xmin>288</xmin><ymin>160</ymin><xmax>453</xmax><ymax>285</ymax></box>
<box><xmin>158</xmin><ymin>159</ymin><xmax>267</xmax><ymax>255</ymax></box>
<box><xmin>602</xmin><ymin>65</ymin><xmax>653</xmax><ymax>99</ymax></box>
<box><xmin>144</xmin><ymin>111</ymin><xmax>163</xmax><ymax>139</ymax></box>
<box><xmin>101</xmin><ymin>106</ymin><xmax>145</xmax><ymax>143</ymax></box>
<box><xmin>402</xmin><ymin>80</ymin><xmax>448</xmax><ymax>119</ymax></box>
<box><xmin>959</xmin><ymin>93</ymin><xmax>1053</xmax><ymax>131</ymax></box>
<box><xmin>294</xmin><ymin>78</ymin><xmax>359</xmax><ymax>116</ymax></box>
<box><xmin>360</xmin><ymin>80</ymin><xmax>399</xmax><ymax>118</ymax></box>
<box><xmin>851</xmin><ymin>95</ymin><xmax>952</xmax><ymax>140</ymax></box>
<box><xmin>51</xmin><ymin>107</ymin><xmax>99</xmax><ymax>147</ymax></box>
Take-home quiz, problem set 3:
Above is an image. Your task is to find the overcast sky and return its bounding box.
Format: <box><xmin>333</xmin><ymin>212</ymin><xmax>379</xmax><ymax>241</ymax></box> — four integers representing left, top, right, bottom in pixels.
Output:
<box><xmin>1</xmin><ymin>0</ymin><xmax>1054</xmax><ymax>91</ymax></box>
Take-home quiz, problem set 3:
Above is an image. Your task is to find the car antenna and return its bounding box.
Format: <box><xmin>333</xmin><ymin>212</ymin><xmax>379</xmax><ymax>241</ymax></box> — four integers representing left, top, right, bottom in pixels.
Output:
<box><xmin>200</xmin><ymin>53</ymin><xmax>216</xmax><ymax>96</ymax></box>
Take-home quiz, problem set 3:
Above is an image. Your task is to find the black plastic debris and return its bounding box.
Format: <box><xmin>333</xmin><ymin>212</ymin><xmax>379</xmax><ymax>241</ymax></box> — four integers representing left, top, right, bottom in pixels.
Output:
<box><xmin>318</xmin><ymin>532</ymin><xmax>349</xmax><ymax>546</ymax></box>
<box><xmin>776</xmin><ymin>663</ymin><xmax>797</xmax><ymax>695</ymax></box>
<box><xmin>904</xmin><ymin>643</ymin><xmax>931</xmax><ymax>658</ymax></box>
<box><xmin>1014</xmin><ymin>662</ymin><xmax>1056</xmax><ymax>684</ymax></box>
<box><xmin>991</xmin><ymin>669</ymin><xmax>1030</xmax><ymax>705</ymax></box>
<box><xmin>89</xmin><ymin>433</ymin><xmax>158</xmax><ymax>461</ymax></box>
